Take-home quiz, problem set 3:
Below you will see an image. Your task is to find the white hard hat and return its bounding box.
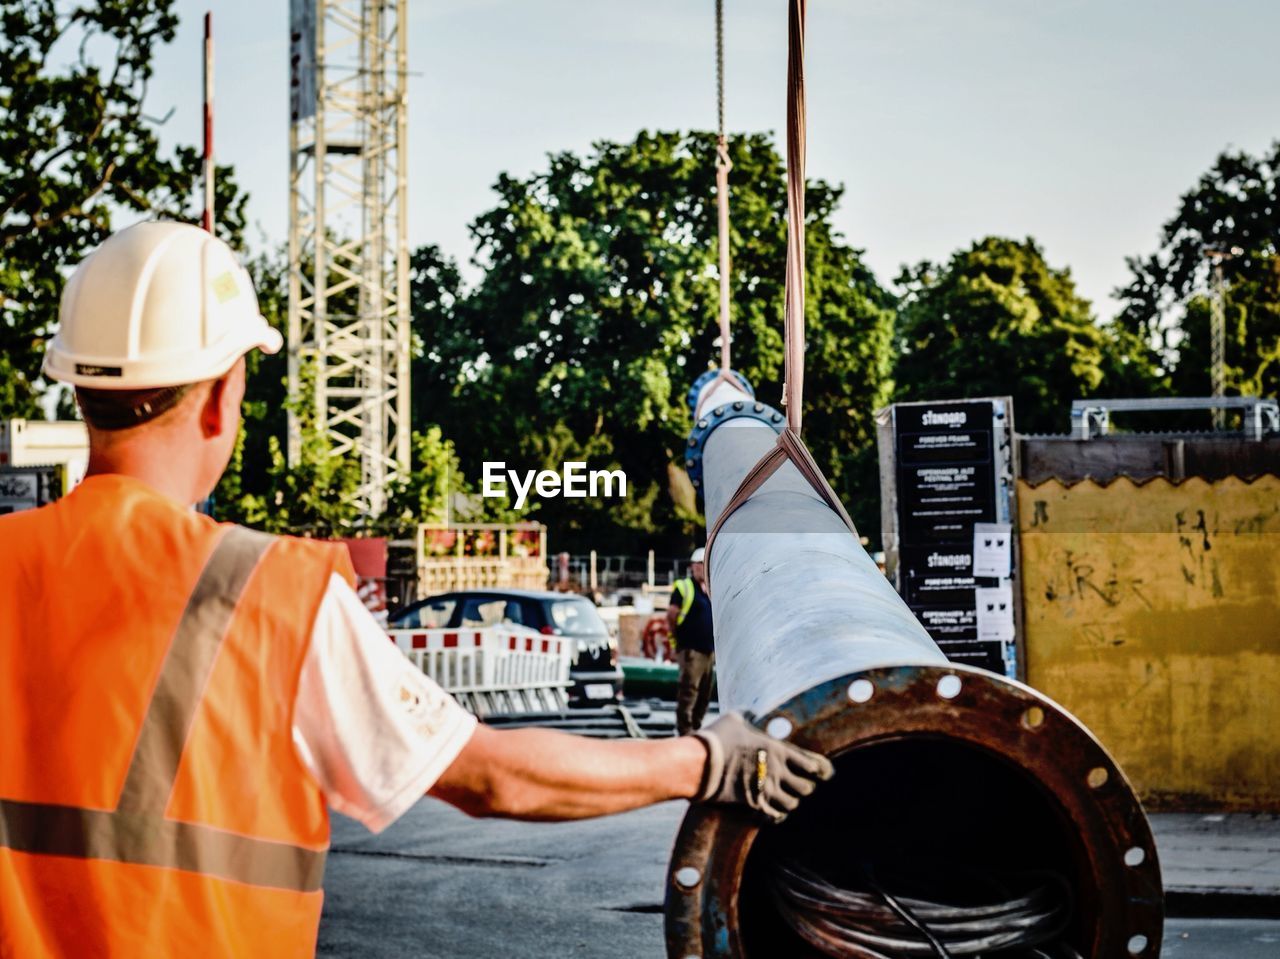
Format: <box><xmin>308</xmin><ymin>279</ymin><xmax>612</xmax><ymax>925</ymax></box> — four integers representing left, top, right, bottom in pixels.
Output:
<box><xmin>43</xmin><ymin>221</ymin><xmax>283</xmax><ymax>389</ymax></box>
<box><xmin>690</xmin><ymin>547</ymin><xmax>706</xmax><ymax>564</ymax></box>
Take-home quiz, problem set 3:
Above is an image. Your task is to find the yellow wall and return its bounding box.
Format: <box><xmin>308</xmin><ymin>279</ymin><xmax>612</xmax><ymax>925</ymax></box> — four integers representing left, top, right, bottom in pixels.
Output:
<box><xmin>1018</xmin><ymin>475</ymin><xmax>1280</xmax><ymax>810</ymax></box>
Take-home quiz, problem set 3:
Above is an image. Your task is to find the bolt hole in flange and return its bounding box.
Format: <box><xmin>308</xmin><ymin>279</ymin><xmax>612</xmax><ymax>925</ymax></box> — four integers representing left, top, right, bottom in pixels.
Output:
<box><xmin>936</xmin><ymin>674</ymin><xmax>962</xmax><ymax>699</ymax></box>
<box><xmin>1087</xmin><ymin>766</ymin><xmax>1110</xmax><ymax>789</ymax></box>
<box><xmin>1022</xmin><ymin>705</ymin><xmax>1046</xmax><ymax>729</ymax></box>
<box><xmin>847</xmin><ymin>679</ymin><xmax>874</xmax><ymax>704</ymax></box>
<box><xmin>1127</xmin><ymin>933</ymin><xmax>1149</xmax><ymax>954</ymax></box>
<box><xmin>765</xmin><ymin>716</ymin><xmax>793</xmax><ymax>740</ymax></box>
<box><xmin>1124</xmin><ymin>847</ymin><xmax>1146</xmax><ymax>867</ymax></box>
<box><xmin>674</xmin><ymin>866</ymin><xmax>702</xmax><ymax>890</ymax></box>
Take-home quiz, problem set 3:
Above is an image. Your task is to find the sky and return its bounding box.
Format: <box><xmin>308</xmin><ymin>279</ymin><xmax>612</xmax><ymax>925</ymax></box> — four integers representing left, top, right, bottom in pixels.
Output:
<box><xmin>149</xmin><ymin>0</ymin><xmax>1280</xmax><ymax>319</ymax></box>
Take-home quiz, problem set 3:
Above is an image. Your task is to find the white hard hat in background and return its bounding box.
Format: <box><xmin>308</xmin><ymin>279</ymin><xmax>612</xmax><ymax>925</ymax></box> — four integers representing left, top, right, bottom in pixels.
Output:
<box><xmin>43</xmin><ymin>221</ymin><xmax>283</xmax><ymax>389</ymax></box>
<box><xmin>690</xmin><ymin>547</ymin><xmax>706</xmax><ymax>564</ymax></box>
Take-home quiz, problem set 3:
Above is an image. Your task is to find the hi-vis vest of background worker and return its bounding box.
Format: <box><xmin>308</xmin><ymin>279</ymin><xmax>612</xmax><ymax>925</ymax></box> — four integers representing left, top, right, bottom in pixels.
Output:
<box><xmin>669</xmin><ymin>576</ymin><xmax>699</xmax><ymax>654</ymax></box>
<box><xmin>0</xmin><ymin>479</ymin><xmax>356</xmax><ymax>957</ymax></box>
<box><xmin>672</xmin><ymin>577</ymin><xmax>698</xmax><ymax>627</ymax></box>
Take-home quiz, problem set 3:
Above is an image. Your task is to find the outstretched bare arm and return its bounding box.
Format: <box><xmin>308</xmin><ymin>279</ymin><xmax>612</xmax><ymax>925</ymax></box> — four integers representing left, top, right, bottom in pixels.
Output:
<box><xmin>428</xmin><ymin>725</ymin><xmax>709</xmax><ymax>821</ymax></box>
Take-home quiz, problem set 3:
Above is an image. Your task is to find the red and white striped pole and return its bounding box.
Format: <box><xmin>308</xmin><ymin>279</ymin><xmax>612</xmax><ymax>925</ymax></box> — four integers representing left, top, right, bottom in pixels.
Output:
<box><xmin>201</xmin><ymin>11</ymin><xmax>215</xmax><ymax>233</ymax></box>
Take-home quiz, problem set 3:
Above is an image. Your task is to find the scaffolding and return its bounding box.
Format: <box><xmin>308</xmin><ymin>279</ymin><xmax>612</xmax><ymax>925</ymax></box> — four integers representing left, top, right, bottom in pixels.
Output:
<box><xmin>287</xmin><ymin>0</ymin><xmax>411</xmax><ymax>514</ymax></box>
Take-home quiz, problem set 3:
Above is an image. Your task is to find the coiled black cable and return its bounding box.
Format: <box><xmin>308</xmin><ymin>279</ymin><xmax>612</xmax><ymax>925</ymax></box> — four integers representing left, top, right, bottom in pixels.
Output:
<box><xmin>770</xmin><ymin>861</ymin><xmax>1076</xmax><ymax>958</ymax></box>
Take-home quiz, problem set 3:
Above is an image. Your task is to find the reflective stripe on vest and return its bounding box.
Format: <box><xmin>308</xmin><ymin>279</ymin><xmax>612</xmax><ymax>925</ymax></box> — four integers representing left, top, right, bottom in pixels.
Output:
<box><xmin>0</xmin><ymin>526</ymin><xmax>324</xmax><ymax>894</ymax></box>
<box><xmin>674</xmin><ymin>577</ymin><xmax>695</xmax><ymax>626</ymax></box>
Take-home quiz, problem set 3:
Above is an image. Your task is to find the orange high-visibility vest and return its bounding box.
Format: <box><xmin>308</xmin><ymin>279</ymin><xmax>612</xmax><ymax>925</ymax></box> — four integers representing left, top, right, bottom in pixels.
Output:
<box><xmin>0</xmin><ymin>475</ymin><xmax>356</xmax><ymax>957</ymax></box>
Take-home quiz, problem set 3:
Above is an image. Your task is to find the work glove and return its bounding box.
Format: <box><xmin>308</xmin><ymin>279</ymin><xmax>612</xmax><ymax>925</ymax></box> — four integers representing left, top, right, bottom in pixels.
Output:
<box><xmin>693</xmin><ymin>711</ymin><xmax>834</xmax><ymax>824</ymax></box>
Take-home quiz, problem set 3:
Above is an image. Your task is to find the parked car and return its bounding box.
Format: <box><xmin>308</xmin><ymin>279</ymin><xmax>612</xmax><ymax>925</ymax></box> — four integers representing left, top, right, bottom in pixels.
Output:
<box><xmin>388</xmin><ymin>589</ymin><xmax>623</xmax><ymax>706</ymax></box>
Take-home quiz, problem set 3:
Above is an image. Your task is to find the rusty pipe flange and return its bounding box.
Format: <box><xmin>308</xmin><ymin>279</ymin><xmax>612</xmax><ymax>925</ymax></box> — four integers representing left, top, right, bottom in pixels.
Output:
<box><xmin>664</xmin><ymin>664</ymin><xmax>1163</xmax><ymax>959</ymax></box>
<box><xmin>685</xmin><ymin>400</ymin><xmax>784</xmax><ymax>504</ymax></box>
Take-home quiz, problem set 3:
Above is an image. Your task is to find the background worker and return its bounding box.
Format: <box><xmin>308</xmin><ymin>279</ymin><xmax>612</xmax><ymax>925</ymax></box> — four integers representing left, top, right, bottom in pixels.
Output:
<box><xmin>0</xmin><ymin>222</ymin><xmax>832</xmax><ymax>959</ymax></box>
<box><xmin>667</xmin><ymin>547</ymin><xmax>716</xmax><ymax>734</ymax></box>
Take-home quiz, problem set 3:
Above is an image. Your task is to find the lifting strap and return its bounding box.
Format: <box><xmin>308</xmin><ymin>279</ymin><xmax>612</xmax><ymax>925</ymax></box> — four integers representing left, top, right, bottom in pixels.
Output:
<box><xmin>704</xmin><ymin>0</ymin><xmax>858</xmax><ymax>581</ymax></box>
<box><xmin>781</xmin><ymin>0</ymin><xmax>807</xmax><ymax>432</ymax></box>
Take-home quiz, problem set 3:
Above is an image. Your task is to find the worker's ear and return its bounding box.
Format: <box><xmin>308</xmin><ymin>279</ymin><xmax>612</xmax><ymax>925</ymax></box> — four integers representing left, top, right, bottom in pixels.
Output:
<box><xmin>199</xmin><ymin>358</ymin><xmax>247</xmax><ymax>439</ymax></box>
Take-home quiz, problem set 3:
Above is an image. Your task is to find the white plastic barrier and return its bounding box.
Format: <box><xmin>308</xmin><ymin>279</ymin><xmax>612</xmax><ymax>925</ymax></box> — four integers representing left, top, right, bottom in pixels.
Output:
<box><xmin>387</xmin><ymin>626</ymin><xmax>573</xmax><ymax>717</ymax></box>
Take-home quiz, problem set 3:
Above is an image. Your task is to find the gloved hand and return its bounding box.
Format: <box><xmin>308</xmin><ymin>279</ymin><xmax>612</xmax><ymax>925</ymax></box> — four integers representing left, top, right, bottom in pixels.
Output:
<box><xmin>693</xmin><ymin>711</ymin><xmax>834</xmax><ymax>823</ymax></box>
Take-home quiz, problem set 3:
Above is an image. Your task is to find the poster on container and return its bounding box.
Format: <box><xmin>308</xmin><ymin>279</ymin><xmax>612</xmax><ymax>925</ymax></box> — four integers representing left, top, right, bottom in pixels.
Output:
<box><xmin>972</xmin><ymin>522</ymin><xmax>1013</xmax><ymax>578</ymax></box>
<box><xmin>877</xmin><ymin>398</ymin><xmax>1020</xmax><ymax>678</ymax></box>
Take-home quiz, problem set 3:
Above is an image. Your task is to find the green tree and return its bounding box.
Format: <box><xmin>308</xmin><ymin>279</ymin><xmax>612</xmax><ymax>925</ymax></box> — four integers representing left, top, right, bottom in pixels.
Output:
<box><xmin>409</xmin><ymin>243</ymin><xmax>467</xmax><ymax>432</ymax></box>
<box><xmin>379</xmin><ymin>426</ymin><xmax>461</xmax><ymax>531</ymax></box>
<box><xmin>413</xmin><ymin>131</ymin><xmax>895</xmax><ymax>552</ymax></box>
<box><xmin>232</xmin><ymin>249</ymin><xmax>292</xmax><ymax>498</ymax></box>
<box><xmin>216</xmin><ymin>409</ymin><xmax>473</xmax><ymax>538</ymax></box>
<box><xmin>0</xmin><ymin>0</ymin><xmax>246</xmax><ymax>418</ymax></box>
<box><xmin>214</xmin><ymin>360</ymin><xmax>360</xmax><ymax>535</ymax></box>
<box><xmin>895</xmin><ymin>237</ymin><xmax>1155</xmax><ymax>434</ymax></box>
<box><xmin>1116</xmin><ymin>141</ymin><xmax>1280</xmax><ymax>402</ymax></box>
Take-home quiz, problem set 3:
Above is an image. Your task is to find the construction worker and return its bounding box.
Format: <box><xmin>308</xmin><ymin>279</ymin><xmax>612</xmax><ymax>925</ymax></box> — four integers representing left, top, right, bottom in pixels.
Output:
<box><xmin>667</xmin><ymin>547</ymin><xmax>716</xmax><ymax>735</ymax></box>
<box><xmin>0</xmin><ymin>222</ymin><xmax>833</xmax><ymax>958</ymax></box>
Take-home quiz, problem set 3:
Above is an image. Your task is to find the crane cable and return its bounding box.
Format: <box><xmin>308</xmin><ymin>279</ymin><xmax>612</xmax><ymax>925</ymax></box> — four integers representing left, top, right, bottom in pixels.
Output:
<box><xmin>704</xmin><ymin>0</ymin><xmax>858</xmax><ymax>582</ymax></box>
<box><xmin>696</xmin><ymin>0</ymin><xmax>738</xmax><ymax>418</ymax></box>
<box><xmin>715</xmin><ymin>0</ymin><xmax>732</xmax><ymax>373</ymax></box>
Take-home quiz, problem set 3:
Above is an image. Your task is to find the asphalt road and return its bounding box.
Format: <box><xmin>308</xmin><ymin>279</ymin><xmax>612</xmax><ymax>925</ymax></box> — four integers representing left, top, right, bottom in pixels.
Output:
<box><xmin>1162</xmin><ymin>919</ymin><xmax>1280</xmax><ymax>958</ymax></box>
<box><xmin>318</xmin><ymin>801</ymin><xmax>677</xmax><ymax>958</ymax></box>
<box><xmin>317</xmin><ymin>798</ymin><xmax>1279</xmax><ymax>958</ymax></box>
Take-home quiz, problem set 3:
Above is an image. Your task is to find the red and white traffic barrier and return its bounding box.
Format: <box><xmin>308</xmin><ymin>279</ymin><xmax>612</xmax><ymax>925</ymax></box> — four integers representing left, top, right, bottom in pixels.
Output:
<box><xmin>387</xmin><ymin>626</ymin><xmax>572</xmax><ymax>717</ymax></box>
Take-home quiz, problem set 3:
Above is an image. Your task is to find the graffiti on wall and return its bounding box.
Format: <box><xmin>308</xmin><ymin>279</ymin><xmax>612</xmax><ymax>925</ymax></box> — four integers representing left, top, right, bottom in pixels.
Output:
<box><xmin>1018</xmin><ymin>475</ymin><xmax>1280</xmax><ymax>809</ymax></box>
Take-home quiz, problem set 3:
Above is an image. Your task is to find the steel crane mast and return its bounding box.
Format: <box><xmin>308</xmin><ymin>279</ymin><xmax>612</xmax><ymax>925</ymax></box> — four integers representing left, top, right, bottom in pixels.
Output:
<box><xmin>287</xmin><ymin>0</ymin><xmax>411</xmax><ymax>515</ymax></box>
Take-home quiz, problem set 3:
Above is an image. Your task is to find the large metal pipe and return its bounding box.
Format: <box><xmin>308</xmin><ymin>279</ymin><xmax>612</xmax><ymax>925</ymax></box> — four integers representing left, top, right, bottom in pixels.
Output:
<box><xmin>666</xmin><ymin>372</ymin><xmax>1163</xmax><ymax>958</ymax></box>
<box><xmin>694</xmin><ymin>377</ymin><xmax>945</xmax><ymax>715</ymax></box>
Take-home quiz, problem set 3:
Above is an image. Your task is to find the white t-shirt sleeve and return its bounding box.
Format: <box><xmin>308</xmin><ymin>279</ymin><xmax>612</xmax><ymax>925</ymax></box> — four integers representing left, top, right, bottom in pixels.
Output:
<box><xmin>293</xmin><ymin>573</ymin><xmax>477</xmax><ymax>833</ymax></box>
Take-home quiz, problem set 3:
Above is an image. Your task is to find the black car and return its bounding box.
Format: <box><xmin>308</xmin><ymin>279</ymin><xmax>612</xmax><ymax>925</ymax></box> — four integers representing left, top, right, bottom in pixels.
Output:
<box><xmin>389</xmin><ymin>589</ymin><xmax>623</xmax><ymax>706</ymax></box>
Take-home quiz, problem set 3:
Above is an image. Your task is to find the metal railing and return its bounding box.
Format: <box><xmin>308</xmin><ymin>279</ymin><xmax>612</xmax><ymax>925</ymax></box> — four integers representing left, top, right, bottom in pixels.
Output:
<box><xmin>559</xmin><ymin>553</ymin><xmax>695</xmax><ymax>594</ymax></box>
<box><xmin>1071</xmin><ymin>396</ymin><xmax>1279</xmax><ymax>441</ymax></box>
